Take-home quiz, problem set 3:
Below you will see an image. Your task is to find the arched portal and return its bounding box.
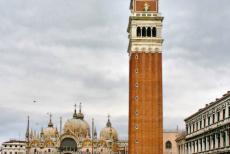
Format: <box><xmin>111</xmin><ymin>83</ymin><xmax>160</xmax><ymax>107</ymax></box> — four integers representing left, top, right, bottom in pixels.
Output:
<box><xmin>59</xmin><ymin>138</ymin><xmax>78</xmax><ymax>153</ymax></box>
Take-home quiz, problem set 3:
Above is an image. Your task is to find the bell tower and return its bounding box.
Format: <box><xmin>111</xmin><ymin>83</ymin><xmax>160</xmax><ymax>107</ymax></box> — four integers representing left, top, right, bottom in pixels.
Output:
<box><xmin>127</xmin><ymin>0</ymin><xmax>164</xmax><ymax>153</ymax></box>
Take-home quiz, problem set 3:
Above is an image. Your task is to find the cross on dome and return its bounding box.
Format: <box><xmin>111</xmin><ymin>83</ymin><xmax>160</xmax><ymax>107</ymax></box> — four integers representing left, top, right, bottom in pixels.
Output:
<box><xmin>106</xmin><ymin>114</ymin><xmax>112</xmax><ymax>127</ymax></box>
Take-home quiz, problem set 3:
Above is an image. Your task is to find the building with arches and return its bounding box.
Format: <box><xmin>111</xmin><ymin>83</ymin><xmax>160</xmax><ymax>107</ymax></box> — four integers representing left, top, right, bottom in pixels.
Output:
<box><xmin>176</xmin><ymin>91</ymin><xmax>230</xmax><ymax>154</ymax></box>
<box><xmin>24</xmin><ymin>104</ymin><xmax>128</xmax><ymax>154</ymax></box>
<box><xmin>163</xmin><ymin>131</ymin><xmax>180</xmax><ymax>154</ymax></box>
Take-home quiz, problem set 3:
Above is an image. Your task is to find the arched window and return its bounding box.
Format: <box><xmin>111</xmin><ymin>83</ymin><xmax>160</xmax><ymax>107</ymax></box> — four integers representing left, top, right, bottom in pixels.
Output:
<box><xmin>142</xmin><ymin>27</ymin><xmax>147</xmax><ymax>37</ymax></box>
<box><xmin>166</xmin><ymin>141</ymin><xmax>172</xmax><ymax>149</ymax></box>
<box><xmin>137</xmin><ymin>27</ymin><xmax>141</xmax><ymax>37</ymax></box>
<box><xmin>147</xmin><ymin>27</ymin><xmax>151</xmax><ymax>37</ymax></box>
<box><xmin>60</xmin><ymin>138</ymin><xmax>78</xmax><ymax>152</ymax></box>
<box><xmin>152</xmin><ymin>27</ymin><xmax>157</xmax><ymax>37</ymax></box>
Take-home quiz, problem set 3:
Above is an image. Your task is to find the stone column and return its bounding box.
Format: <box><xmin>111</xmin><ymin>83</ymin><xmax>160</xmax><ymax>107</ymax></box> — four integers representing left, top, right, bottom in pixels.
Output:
<box><xmin>210</xmin><ymin>135</ymin><xmax>213</xmax><ymax>150</ymax></box>
<box><xmin>195</xmin><ymin>141</ymin><xmax>197</xmax><ymax>153</ymax></box>
<box><xmin>198</xmin><ymin>139</ymin><xmax>201</xmax><ymax>152</ymax></box>
<box><xmin>214</xmin><ymin>133</ymin><xmax>217</xmax><ymax>150</ymax></box>
<box><xmin>188</xmin><ymin>142</ymin><xmax>190</xmax><ymax>154</ymax></box>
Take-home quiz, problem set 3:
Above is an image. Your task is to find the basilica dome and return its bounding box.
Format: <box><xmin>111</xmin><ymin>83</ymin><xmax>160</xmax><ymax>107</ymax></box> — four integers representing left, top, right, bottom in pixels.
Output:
<box><xmin>100</xmin><ymin>117</ymin><xmax>118</xmax><ymax>141</ymax></box>
<box><xmin>43</xmin><ymin>127</ymin><xmax>57</xmax><ymax>138</ymax></box>
<box><xmin>63</xmin><ymin>104</ymin><xmax>90</xmax><ymax>138</ymax></box>
<box><xmin>42</xmin><ymin>115</ymin><xmax>58</xmax><ymax>138</ymax></box>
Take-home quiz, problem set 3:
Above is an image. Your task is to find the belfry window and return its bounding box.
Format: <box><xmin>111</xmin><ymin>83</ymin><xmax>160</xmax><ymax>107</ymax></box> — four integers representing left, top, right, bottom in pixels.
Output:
<box><xmin>165</xmin><ymin>141</ymin><xmax>172</xmax><ymax>149</ymax></box>
<box><xmin>147</xmin><ymin>27</ymin><xmax>151</xmax><ymax>37</ymax></box>
<box><xmin>142</xmin><ymin>27</ymin><xmax>147</xmax><ymax>37</ymax></box>
<box><xmin>152</xmin><ymin>27</ymin><xmax>157</xmax><ymax>37</ymax></box>
<box><xmin>137</xmin><ymin>27</ymin><xmax>141</xmax><ymax>37</ymax></box>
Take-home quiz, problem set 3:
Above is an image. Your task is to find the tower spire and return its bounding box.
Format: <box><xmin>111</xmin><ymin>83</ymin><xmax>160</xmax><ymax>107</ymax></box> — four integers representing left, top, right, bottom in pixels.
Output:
<box><xmin>79</xmin><ymin>102</ymin><xmax>82</xmax><ymax>113</ymax></box>
<box><xmin>60</xmin><ymin>116</ymin><xmax>62</xmax><ymax>134</ymax></box>
<box><xmin>106</xmin><ymin>114</ymin><xmax>112</xmax><ymax>127</ymax></box>
<box><xmin>48</xmin><ymin>113</ymin><xmax>53</xmax><ymax>127</ymax></box>
<box><xmin>73</xmin><ymin>104</ymin><xmax>78</xmax><ymax>119</ymax></box>
<box><xmin>77</xmin><ymin>102</ymin><xmax>84</xmax><ymax>120</ymax></box>
<box><xmin>25</xmin><ymin>116</ymin><xmax>30</xmax><ymax>141</ymax></box>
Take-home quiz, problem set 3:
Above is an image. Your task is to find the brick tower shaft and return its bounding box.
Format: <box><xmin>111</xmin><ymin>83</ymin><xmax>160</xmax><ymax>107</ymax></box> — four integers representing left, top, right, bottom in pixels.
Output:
<box><xmin>127</xmin><ymin>0</ymin><xmax>164</xmax><ymax>153</ymax></box>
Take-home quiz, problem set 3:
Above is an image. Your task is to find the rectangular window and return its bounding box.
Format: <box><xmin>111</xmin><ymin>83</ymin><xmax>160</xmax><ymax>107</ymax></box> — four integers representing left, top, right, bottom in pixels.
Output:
<box><xmin>223</xmin><ymin>132</ymin><xmax>226</xmax><ymax>147</ymax></box>
<box><xmin>200</xmin><ymin>121</ymin><xmax>202</xmax><ymax>129</ymax></box>
<box><xmin>212</xmin><ymin>114</ymin><xmax>215</xmax><ymax>124</ymax></box>
<box><xmin>223</xmin><ymin>109</ymin><xmax>226</xmax><ymax>120</ymax></box>
<box><xmin>217</xmin><ymin>112</ymin><xmax>220</xmax><ymax>122</ymax></box>
<box><xmin>228</xmin><ymin>106</ymin><xmax>230</xmax><ymax>117</ymax></box>
<box><xmin>196</xmin><ymin>122</ymin><xmax>198</xmax><ymax>131</ymax></box>
<box><xmin>208</xmin><ymin>116</ymin><xmax>211</xmax><ymax>126</ymax></box>
<box><xmin>204</xmin><ymin>139</ymin><xmax>206</xmax><ymax>151</ymax></box>
<box><xmin>186</xmin><ymin>124</ymin><xmax>188</xmax><ymax>134</ymax></box>
<box><xmin>200</xmin><ymin>139</ymin><xmax>202</xmax><ymax>152</ymax></box>
<box><xmin>203</xmin><ymin>118</ymin><xmax>206</xmax><ymax>127</ymax></box>
<box><xmin>213</xmin><ymin>136</ymin><xmax>215</xmax><ymax>149</ymax></box>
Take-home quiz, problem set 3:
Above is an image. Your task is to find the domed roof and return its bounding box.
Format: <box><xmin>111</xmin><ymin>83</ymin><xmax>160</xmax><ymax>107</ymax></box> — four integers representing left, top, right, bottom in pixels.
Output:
<box><xmin>100</xmin><ymin>116</ymin><xmax>118</xmax><ymax>141</ymax></box>
<box><xmin>63</xmin><ymin>104</ymin><xmax>90</xmax><ymax>138</ymax></box>
<box><xmin>42</xmin><ymin>114</ymin><xmax>58</xmax><ymax>138</ymax></box>
<box><xmin>43</xmin><ymin>127</ymin><xmax>57</xmax><ymax>138</ymax></box>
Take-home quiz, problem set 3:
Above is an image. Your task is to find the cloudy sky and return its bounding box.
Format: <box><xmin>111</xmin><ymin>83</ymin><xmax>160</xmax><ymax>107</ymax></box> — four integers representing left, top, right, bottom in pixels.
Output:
<box><xmin>0</xmin><ymin>0</ymin><xmax>230</xmax><ymax>143</ymax></box>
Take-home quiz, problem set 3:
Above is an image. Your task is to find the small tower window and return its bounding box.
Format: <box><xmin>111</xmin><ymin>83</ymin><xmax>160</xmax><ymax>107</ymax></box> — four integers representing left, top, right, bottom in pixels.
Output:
<box><xmin>135</xmin><ymin>82</ymin><xmax>138</xmax><ymax>87</ymax></box>
<box><xmin>137</xmin><ymin>27</ymin><xmax>141</xmax><ymax>37</ymax></box>
<box><xmin>165</xmin><ymin>141</ymin><xmax>172</xmax><ymax>149</ymax></box>
<box><xmin>142</xmin><ymin>27</ymin><xmax>147</xmax><ymax>37</ymax></box>
<box><xmin>152</xmin><ymin>27</ymin><xmax>157</xmax><ymax>37</ymax></box>
<box><xmin>147</xmin><ymin>27</ymin><xmax>151</xmax><ymax>37</ymax></box>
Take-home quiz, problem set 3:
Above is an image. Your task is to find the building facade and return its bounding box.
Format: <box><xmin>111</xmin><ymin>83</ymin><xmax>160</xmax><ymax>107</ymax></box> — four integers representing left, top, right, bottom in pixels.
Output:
<box><xmin>24</xmin><ymin>104</ymin><xmax>128</xmax><ymax>154</ymax></box>
<box><xmin>177</xmin><ymin>91</ymin><xmax>230</xmax><ymax>154</ymax></box>
<box><xmin>163</xmin><ymin>131</ymin><xmax>179</xmax><ymax>154</ymax></box>
<box><xmin>1</xmin><ymin>140</ymin><xmax>26</xmax><ymax>154</ymax></box>
<box><xmin>1</xmin><ymin>130</ymin><xmax>179</xmax><ymax>154</ymax></box>
<box><xmin>127</xmin><ymin>0</ymin><xmax>164</xmax><ymax>153</ymax></box>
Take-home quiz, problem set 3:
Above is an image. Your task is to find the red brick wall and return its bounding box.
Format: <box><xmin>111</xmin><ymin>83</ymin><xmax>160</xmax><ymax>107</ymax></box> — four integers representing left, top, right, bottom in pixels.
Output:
<box><xmin>128</xmin><ymin>52</ymin><xmax>163</xmax><ymax>154</ymax></box>
<box><xmin>134</xmin><ymin>0</ymin><xmax>158</xmax><ymax>12</ymax></box>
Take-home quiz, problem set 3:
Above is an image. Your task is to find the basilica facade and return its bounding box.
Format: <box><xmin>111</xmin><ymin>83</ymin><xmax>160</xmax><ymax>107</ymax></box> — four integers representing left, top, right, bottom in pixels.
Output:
<box><xmin>25</xmin><ymin>104</ymin><xmax>127</xmax><ymax>154</ymax></box>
